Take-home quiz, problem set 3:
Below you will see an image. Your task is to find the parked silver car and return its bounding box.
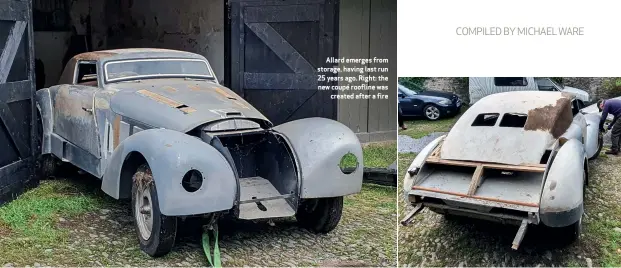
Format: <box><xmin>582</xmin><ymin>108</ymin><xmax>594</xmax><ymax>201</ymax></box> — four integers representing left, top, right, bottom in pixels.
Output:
<box><xmin>35</xmin><ymin>49</ymin><xmax>363</xmax><ymax>257</ymax></box>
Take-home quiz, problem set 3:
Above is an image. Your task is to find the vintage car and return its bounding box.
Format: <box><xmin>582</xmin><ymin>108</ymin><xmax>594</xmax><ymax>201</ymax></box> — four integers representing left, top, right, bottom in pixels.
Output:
<box><xmin>35</xmin><ymin>49</ymin><xmax>363</xmax><ymax>257</ymax></box>
<box><xmin>401</xmin><ymin>91</ymin><xmax>602</xmax><ymax>250</ymax></box>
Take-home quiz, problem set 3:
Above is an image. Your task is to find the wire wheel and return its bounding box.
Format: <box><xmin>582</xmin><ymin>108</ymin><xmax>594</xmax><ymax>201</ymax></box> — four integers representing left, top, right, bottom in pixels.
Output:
<box><xmin>135</xmin><ymin>183</ymin><xmax>154</xmax><ymax>241</ymax></box>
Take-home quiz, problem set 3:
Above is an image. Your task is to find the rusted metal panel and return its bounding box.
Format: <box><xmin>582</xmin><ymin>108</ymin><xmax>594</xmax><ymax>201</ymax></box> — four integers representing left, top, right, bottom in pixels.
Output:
<box><xmin>441</xmin><ymin>91</ymin><xmax>573</xmax><ymax>165</ymax></box>
<box><xmin>101</xmin><ymin>128</ymin><xmax>237</xmax><ymax>215</ymax></box>
<box><xmin>273</xmin><ymin>117</ymin><xmax>363</xmax><ymax>198</ymax></box>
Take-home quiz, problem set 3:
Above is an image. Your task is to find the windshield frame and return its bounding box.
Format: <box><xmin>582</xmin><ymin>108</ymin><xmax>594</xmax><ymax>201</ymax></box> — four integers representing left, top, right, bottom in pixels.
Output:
<box><xmin>547</xmin><ymin>78</ymin><xmax>564</xmax><ymax>89</ymax></box>
<box><xmin>103</xmin><ymin>58</ymin><xmax>215</xmax><ymax>84</ymax></box>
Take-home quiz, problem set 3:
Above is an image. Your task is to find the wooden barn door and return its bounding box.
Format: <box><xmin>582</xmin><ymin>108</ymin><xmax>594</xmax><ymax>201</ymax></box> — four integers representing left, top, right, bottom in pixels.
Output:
<box><xmin>0</xmin><ymin>0</ymin><xmax>38</xmax><ymax>205</ymax></box>
<box><xmin>229</xmin><ymin>0</ymin><xmax>338</xmax><ymax>125</ymax></box>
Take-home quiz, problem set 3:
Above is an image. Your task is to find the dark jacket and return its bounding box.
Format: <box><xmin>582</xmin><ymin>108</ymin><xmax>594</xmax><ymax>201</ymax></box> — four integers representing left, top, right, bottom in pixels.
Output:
<box><xmin>600</xmin><ymin>99</ymin><xmax>621</xmax><ymax>130</ymax></box>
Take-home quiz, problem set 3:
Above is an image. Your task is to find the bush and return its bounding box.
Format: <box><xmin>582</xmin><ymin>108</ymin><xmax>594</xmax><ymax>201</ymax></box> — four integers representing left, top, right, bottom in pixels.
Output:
<box><xmin>398</xmin><ymin>77</ymin><xmax>428</xmax><ymax>89</ymax></box>
<box><xmin>600</xmin><ymin>78</ymin><xmax>621</xmax><ymax>99</ymax></box>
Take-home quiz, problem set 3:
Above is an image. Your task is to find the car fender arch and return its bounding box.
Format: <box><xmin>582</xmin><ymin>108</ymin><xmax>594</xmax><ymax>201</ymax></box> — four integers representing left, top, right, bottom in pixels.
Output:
<box><xmin>101</xmin><ymin>128</ymin><xmax>237</xmax><ymax>216</ymax></box>
<box><xmin>540</xmin><ymin>138</ymin><xmax>585</xmax><ymax>228</ymax></box>
<box><xmin>273</xmin><ymin>118</ymin><xmax>363</xmax><ymax>198</ymax></box>
<box><xmin>35</xmin><ymin>88</ymin><xmax>54</xmax><ymax>154</ymax></box>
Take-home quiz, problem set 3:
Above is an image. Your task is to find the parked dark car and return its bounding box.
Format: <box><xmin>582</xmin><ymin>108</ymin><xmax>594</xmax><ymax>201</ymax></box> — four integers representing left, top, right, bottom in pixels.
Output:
<box><xmin>398</xmin><ymin>84</ymin><xmax>462</xmax><ymax>120</ymax></box>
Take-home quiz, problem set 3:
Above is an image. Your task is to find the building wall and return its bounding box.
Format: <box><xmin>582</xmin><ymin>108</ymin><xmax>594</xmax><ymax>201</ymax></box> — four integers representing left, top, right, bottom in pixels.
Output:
<box><xmin>423</xmin><ymin>77</ymin><xmax>468</xmax><ymax>102</ymax></box>
<box><xmin>90</xmin><ymin>0</ymin><xmax>225</xmax><ymax>80</ymax></box>
<box><xmin>34</xmin><ymin>31</ymin><xmax>72</xmax><ymax>87</ymax></box>
<box><xmin>337</xmin><ymin>0</ymin><xmax>397</xmax><ymax>143</ymax></box>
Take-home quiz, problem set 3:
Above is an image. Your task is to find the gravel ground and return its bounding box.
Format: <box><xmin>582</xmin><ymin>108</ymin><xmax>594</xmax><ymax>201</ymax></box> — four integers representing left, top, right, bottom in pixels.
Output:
<box><xmin>399</xmin><ymin>134</ymin><xmax>621</xmax><ymax>267</ymax></box>
<box><xmin>398</xmin><ymin>133</ymin><xmax>446</xmax><ymax>154</ymax></box>
<box><xmin>0</xmin><ymin>179</ymin><xmax>396</xmax><ymax>267</ymax></box>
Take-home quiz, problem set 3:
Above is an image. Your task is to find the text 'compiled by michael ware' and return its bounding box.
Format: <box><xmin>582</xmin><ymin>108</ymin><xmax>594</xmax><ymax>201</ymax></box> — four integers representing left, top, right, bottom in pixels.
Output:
<box><xmin>317</xmin><ymin>57</ymin><xmax>390</xmax><ymax>100</ymax></box>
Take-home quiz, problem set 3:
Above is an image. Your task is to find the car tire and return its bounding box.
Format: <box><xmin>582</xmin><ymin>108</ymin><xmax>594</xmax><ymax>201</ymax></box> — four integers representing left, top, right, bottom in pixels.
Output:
<box><xmin>296</xmin><ymin>196</ymin><xmax>343</xmax><ymax>233</ymax></box>
<box><xmin>423</xmin><ymin>104</ymin><xmax>441</xmax><ymax>121</ymax></box>
<box><xmin>131</xmin><ymin>164</ymin><xmax>177</xmax><ymax>257</ymax></box>
<box><xmin>554</xmin><ymin>169</ymin><xmax>585</xmax><ymax>245</ymax></box>
<box><xmin>36</xmin><ymin>154</ymin><xmax>59</xmax><ymax>179</ymax></box>
<box><xmin>589</xmin><ymin>132</ymin><xmax>604</xmax><ymax>160</ymax></box>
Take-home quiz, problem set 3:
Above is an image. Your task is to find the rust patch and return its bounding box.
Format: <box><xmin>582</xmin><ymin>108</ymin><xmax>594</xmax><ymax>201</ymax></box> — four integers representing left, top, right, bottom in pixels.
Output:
<box><xmin>54</xmin><ymin>85</ymin><xmax>91</xmax><ymax>119</ymax></box>
<box><xmin>137</xmin><ymin>89</ymin><xmax>183</xmax><ymax>108</ymax></box>
<box><xmin>73</xmin><ymin>51</ymin><xmax>117</xmax><ymax>61</ymax></box>
<box><xmin>163</xmin><ymin>86</ymin><xmax>177</xmax><ymax>93</ymax></box>
<box><xmin>214</xmin><ymin>87</ymin><xmax>237</xmax><ymax>100</ymax></box>
<box><xmin>523</xmin><ymin>97</ymin><xmax>573</xmax><ymax>138</ymax></box>
<box><xmin>179</xmin><ymin>106</ymin><xmax>197</xmax><ymax>114</ymax></box>
<box><xmin>188</xmin><ymin>84</ymin><xmax>202</xmax><ymax>91</ymax></box>
<box><xmin>113</xmin><ymin>115</ymin><xmax>121</xmax><ymax>149</ymax></box>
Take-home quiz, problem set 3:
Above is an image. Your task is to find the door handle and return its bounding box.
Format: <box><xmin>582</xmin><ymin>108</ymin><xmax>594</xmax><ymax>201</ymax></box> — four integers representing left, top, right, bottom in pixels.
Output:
<box><xmin>82</xmin><ymin>107</ymin><xmax>93</xmax><ymax>113</ymax></box>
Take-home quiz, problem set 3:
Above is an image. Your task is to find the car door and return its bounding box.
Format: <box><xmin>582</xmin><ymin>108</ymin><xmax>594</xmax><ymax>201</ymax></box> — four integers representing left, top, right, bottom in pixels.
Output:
<box><xmin>52</xmin><ymin>61</ymin><xmax>100</xmax><ymax>158</ymax></box>
<box><xmin>398</xmin><ymin>84</ymin><xmax>420</xmax><ymax>115</ymax></box>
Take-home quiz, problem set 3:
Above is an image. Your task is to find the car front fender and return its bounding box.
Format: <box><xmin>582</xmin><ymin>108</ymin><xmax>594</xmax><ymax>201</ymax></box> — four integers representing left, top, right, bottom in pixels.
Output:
<box><xmin>101</xmin><ymin>128</ymin><xmax>237</xmax><ymax>216</ymax></box>
<box><xmin>540</xmin><ymin>138</ymin><xmax>585</xmax><ymax>227</ymax></box>
<box><xmin>273</xmin><ymin>117</ymin><xmax>363</xmax><ymax>198</ymax></box>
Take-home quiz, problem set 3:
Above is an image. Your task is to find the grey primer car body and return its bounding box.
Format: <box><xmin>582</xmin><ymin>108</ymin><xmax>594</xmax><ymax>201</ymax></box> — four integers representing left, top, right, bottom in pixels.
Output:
<box><xmin>401</xmin><ymin>91</ymin><xmax>602</xmax><ymax>250</ymax></box>
<box><xmin>36</xmin><ymin>49</ymin><xmax>363</xmax><ymax>256</ymax></box>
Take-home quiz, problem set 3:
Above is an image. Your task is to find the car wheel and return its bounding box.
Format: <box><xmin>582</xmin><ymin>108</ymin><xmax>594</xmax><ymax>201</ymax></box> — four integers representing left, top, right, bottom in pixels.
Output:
<box><xmin>36</xmin><ymin>154</ymin><xmax>59</xmax><ymax>179</ymax></box>
<box><xmin>296</xmin><ymin>196</ymin><xmax>343</xmax><ymax>233</ymax></box>
<box><xmin>589</xmin><ymin>132</ymin><xmax>604</xmax><ymax>160</ymax></box>
<box><xmin>131</xmin><ymin>164</ymin><xmax>177</xmax><ymax>257</ymax></box>
<box><xmin>423</xmin><ymin>104</ymin><xmax>441</xmax><ymax>121</ymax></box>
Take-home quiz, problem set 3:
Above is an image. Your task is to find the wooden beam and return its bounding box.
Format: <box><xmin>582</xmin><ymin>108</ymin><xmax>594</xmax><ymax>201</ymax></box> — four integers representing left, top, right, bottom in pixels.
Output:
<box><xmin>412</xmin><ymin>185</ymin><xmax>540</xmax><ymax>208</ymax></box>
<box><xmin>467</xmin><ymin>164</ymin><xmax>484</xmax><ymax>196</ymax></box>
<box><xmin>0</xmin><ymin>21</ymin><xmax>26</xmax><ymax>83</ymax></box>
<box><xmin>246</xmin><ymin>22</ymin><xmax>315</xmax><ymax>74</ymax></box>
<box><xmin>425</xmin><ymin>157</ymin><xmax>546</xmax><ymax>172</ymax></box>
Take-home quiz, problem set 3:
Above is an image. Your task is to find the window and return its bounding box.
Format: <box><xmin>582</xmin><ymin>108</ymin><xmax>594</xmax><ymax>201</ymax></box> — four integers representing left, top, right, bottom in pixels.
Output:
<box><xmin>76</xmin><ymin>62</ymin><xmax>98</xmax><ymax>86</ymax></box>
<box><xmin>494</xmin><ymin>77</ymin><xmax>528</xmax><ymax>87</ymax></box>
<box><xmin>499</xmin><ymin>113</ymin><xmax>528</xmax><ymax>127</ymax></box>
<box><xmin>398</xmin><ymin>84</ymin><xmax>419</xmax><ymax>96</ymax></box>
<box><xmin>471</xmin><ymin>113</ymin><xmax>500</xmax><ymax>126</ymax></box>
<box><xmin>104</xmin><ymin>59</ymin><xmax>212</xmax><ymax>82</ymax></box>
<box><xmin>571</xmin><ymin>99</ymin><xmax>584</xmax><ymax>116</ymax></box>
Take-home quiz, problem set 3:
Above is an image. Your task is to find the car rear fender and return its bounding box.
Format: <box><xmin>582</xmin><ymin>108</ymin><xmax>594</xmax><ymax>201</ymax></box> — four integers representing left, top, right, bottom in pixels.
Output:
<box><xmin>35</xmin><ymin>88</ymin><xmax>53</xmax><ymax>154</ymax></box>
<box><xmin>403</xmin><ymin>135</ymin><xmax>445</xmax><ymax>197</ymax></box>
<box><xmin>272</xmin><ymin>118</ymin><xmax>363</xmax><ymax>198</ymax></box>
<box><xmin>540</xmin><ymin>138</ymin><xmax>585</xmax><ymax>227</ymax></box>
<box><xmin>101</xmin><ymin>128</ymin><xmax>237</xmax><ymax>216</ymax></box>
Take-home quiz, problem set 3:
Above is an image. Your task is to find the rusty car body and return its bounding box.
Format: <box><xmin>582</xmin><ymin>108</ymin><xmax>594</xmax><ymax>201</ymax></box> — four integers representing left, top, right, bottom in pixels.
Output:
<box><xmin>401</xmin><ymin>91</ymin><xmax>602</xmax><ymax>249</ymax></box>
<box><xmin>35</xmin><ymin>49</ymin><xmax>363</xmax><ymax>257</ymax></box>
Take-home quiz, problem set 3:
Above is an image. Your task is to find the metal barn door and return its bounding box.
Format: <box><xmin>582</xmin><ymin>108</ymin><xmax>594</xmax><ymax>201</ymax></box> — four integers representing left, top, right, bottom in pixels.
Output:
<box><xmin>0</xmin><ymin>0</ymin><xmax>37</xmax><ymax>205</ymax></box>
<box><xmin>229</xmin><ymin>0</ymin><xmax>338</xmax><ymax>125</ymax></box>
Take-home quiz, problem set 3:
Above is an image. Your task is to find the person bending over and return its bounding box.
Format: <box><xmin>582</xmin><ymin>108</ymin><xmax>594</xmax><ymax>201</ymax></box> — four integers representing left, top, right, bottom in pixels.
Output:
<box><xmin>598</xmin><ymin>98</ymin><xmax>621</xmax><ymax>155</ymax></box>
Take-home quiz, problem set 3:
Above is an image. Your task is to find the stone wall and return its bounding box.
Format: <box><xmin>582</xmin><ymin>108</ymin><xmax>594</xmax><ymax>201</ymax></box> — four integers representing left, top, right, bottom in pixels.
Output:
<box><xmin>423</xmin><ymin>77</ymin><xmax>468</xmax><ymax>101</ymax></box>
<box><xmin>560</xmin><ymin>77</ymin><xmax>615</xmax><ymax>101</ymax></box>
<box><xmin>421</xmin><ymin>77</ymin><xmax>620</xmax><ymax>104</ymax></box>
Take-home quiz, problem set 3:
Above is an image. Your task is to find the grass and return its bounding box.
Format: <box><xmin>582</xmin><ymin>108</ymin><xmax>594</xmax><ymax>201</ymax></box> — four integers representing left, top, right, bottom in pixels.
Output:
<box><xmin>399</xmin><ymin>106</ymin><xmax>467</xmax><ymax>139</ymax></box>
<box><xmin>0</xmin><ymin>174</ymin><xmax>397</xmax><ymax>266</ymax></box>
<box><xmin>340</xmin><ymin>141</ymin><xmax>397</xmax><ymax>169</ymax></box>
<box><xmin>0</xmin><ymin>179</ymin><xmax>111</xmax><ymax>265</ymax></box>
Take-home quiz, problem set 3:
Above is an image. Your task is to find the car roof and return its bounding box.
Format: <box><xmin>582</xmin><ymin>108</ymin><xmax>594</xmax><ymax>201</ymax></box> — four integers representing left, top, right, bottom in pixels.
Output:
<box><xmin>72</xmin><ymin>48</ymin><xmax>205</xmax><ymax>62</ymax></box>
